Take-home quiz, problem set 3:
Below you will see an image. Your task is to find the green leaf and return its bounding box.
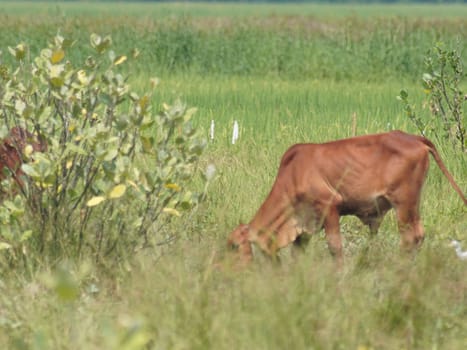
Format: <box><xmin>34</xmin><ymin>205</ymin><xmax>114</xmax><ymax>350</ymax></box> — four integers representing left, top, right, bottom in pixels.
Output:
<box><xmin>85</xmin><ymin>56</ymin><xmax>97</xmax><ymax>68</ymax></box>
<box><xmin>76</xmin><ymin>70</ymin><xmax>88</xmax><ymax>85</ymax></box>
<box><xmin>8</xmin><ymin>43</ymin><xmax>27</xmax><ymax>60</ymax></box>
<box><xmin>51</xmin><ymin>49</ymin><xmax>65</xmax><ymax>64</ymax></box>
<box><xmin>65</xmin><ymin>143</ymin><xmax>87</xmax><ymax>156</ymax></box>
<box><xmin>61</xmin><ymin>37</ymin><xmax>75</xmax><ymax>49</ymax></box>
<box><xmin>141</xmin><ymin>136</ymin><xmax>154</xmax><ymax>154</ymax></box>
<box><xmin>21</xmin><ymin>164</ymin><xmax>40</xmax><ymax>178</ymax></box>
<box><xmin>108</xmin><ymin>184</ymin><xmax>126</xmax><ymax>199</ymax></box>
<box><xmin>108</xmin><ymin>50</ymin><xmax>116</xmax><ymax>63</ymax></box>
<box><xmin>49</xmin><ymin>64</ymin><xmax>65</xmax><ymax>88</ymax></box>
<box><xmin>8</xmin><ymin>46</ymin><xmax>16</xmax><ymax>57</ymax></box>
<box><xmin>138</xmin><ymin>95</ymin><xmax>150</xmax><ymax>112</ymax></box>
<box><xmin>86</xmin><ymin>196</ymin><xmax>106</xmax><ymax>207</ymax></box>
<box><xmin>103</xmin><ymin>148</ymin><xmax>118</xmax><ymax>162</ymax></box>
<box><xmin>3</xmin><ymin>199</ymin><xmax>25</xmax><ymax>218</ymax></box>
<box><xmin>15</xmin><ymin>99</ymin><xmax>26</xmax><ymax>115</ymax></box>
<box><xmin>90</xmin><ymin>34</ymin><xmax>112</xmax><ymax>54</ymax></box>
<box><xmin>184</xmin><ymin>107</ymin><xmax>198</xmax><ymax>122</ymax></box>
<box><xmin>20</xmin><ymin>230</ymin><xmax>33</xmax><ymax>242</ymax></box>
<box><xmin>0</xmin><ymin>242</ymin><xmax>12</xmax><ymax>250</ymax></box>
<box><xmin>165</xmin><ymin>183</ymin><xmax>181</xmax><ymax>192</ymax></box>
<box><xmin>90</xmin><ymin>33</ymin><xmax>101</xmax><ymax>49</ymax></box>
<box><xmin>162</xmin><ymin>208</ymin><xmax>181</xmax><ymax>217</ymax></box>
<box><xmin>113</xmin><ymin>55</ymin><xmax>127</xmax><ymax>66</ymax></box>
<box><xmin>115</xmin><ymin>115</ymin><xmax>129</xmax><ymax>130</ymax></box>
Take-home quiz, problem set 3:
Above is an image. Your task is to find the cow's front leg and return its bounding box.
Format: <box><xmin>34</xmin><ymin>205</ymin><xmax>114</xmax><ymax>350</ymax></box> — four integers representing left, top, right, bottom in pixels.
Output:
<box><xmin>323</xmin><ymin>206</ymin><xmax>343</xmax><ymax>266</ymax></box>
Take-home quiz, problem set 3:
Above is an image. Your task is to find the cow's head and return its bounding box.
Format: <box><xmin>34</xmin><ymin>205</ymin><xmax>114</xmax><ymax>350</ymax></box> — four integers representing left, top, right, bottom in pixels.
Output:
<box><xmin>1</xmin><ymin>127</ymin><xmax>47</xmax><ymax>184</ymax></box>
<box><xmin>227</xmin><ymin>223</ymin><xmax>253</xmax><ymax>264</ymax></box>
<box><xmin>5</xmin><ymin>126</ymin><xmax>47</xmax><ymax>154</ymax></box>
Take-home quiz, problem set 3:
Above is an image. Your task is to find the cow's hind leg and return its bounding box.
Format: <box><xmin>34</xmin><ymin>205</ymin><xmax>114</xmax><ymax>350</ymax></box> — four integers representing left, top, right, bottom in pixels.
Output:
<box><xmin>389</xmin><ymin>151</ymin><xmax>429</xmax><ymax>252</ymax></box>
<box><xmin>394</xmin><ymin>202</ymin><xmax>424</xmax><ymax>252</ymax></box>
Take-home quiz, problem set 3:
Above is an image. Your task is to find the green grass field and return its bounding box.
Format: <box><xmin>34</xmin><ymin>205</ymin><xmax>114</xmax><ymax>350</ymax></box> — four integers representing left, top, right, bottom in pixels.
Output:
<box><xmin>1</xmin><ymin>1</ymin><xmax>467</xmax><ymax>18</ymax></box>
<box><xmin>0</xmin><ymin>2</ymin><xmax>466</xmax><ymax>349</ymax></box>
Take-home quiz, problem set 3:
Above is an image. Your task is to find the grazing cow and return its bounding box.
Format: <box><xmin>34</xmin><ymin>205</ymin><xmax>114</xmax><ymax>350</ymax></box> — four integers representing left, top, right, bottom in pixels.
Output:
<box><xmin>227</xmin><ymin>131</ymin><xmax>467</xmax><ymax>265</ymax></box>
<box><xmin>0</xmin><ymin>126</ymin><xmax>47</xmax><ymax>191</ymax></box>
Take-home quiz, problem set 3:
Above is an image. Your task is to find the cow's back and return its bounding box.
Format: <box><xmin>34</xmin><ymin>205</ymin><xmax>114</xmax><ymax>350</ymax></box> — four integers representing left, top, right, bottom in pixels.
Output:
<box><xmin>277</xmin><ymin>131</ymin><xmax>430</xmax><ymax>206</ymax></box>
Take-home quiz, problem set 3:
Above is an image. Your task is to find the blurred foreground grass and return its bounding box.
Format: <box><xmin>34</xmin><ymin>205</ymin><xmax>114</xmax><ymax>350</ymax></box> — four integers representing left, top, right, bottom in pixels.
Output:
<box><xmin>0</xmin><ymin>2</ymin><xmax>466</xmax><ymax>349</ymax></box>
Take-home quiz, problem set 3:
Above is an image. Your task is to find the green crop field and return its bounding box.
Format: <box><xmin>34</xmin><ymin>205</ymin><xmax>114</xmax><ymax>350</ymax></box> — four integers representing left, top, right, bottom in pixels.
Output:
<box><xmin>2</xmin><ymin>1</ymin><xmax>467</xmax><ymax>18</ymax></box>
<box><xmin>0</xmin><ymin>2</ymin><xmax>466</xmax><ymax>349</ymax></box>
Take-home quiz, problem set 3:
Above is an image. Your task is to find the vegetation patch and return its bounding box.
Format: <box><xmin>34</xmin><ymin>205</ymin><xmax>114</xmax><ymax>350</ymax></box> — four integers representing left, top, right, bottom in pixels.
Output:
<box><xmin>0</xmin><ymin>2</ymin><xmax>465</xmax><ymax>349</ymax></box>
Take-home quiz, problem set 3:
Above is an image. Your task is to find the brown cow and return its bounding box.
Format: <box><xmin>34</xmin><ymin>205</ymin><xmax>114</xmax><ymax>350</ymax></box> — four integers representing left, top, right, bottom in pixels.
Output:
<box><xmin>0</xmin><ymin>126</ymin><xmax>47</xmax><ymax>192</ymax></box>
<box><xmin>227</xmin><ymin>131</ymin><xmax>467</xmax><ymax>265</ymax></box>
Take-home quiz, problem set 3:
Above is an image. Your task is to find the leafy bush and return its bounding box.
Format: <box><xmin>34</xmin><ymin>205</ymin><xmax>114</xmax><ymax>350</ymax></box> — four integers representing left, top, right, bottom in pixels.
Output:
<box><xmin>398</xmin><ymin>42</ymin><xmax>466</xmax><ymax>152</ymax></box>
<box><xmin>0</xmin><ymin>34</ymin><xmax>207</xmax><ymax>268</ymax></box>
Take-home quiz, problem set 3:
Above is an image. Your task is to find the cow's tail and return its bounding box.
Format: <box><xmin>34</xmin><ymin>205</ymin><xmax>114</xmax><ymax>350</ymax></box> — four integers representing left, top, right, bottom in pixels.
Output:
<box><xmin>422</xmin><ymin>138</ymin><xmax>467</xmax><ymax>205</ymax></box>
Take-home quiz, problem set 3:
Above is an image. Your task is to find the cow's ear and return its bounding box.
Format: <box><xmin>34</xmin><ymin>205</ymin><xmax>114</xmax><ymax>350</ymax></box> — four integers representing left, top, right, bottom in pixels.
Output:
<box><xmin>3</xmin><ymin>137</ymin><xmax>17</xmax><ymax>149</ymax></box>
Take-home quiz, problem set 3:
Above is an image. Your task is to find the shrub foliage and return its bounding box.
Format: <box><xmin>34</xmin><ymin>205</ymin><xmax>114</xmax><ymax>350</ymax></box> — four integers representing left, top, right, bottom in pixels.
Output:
<box><xmin>0</xmin><ymin>34</ymin><xmax>206</xmax><ymax>267</ymax></box>
<box><xmin>398</xmin><ymin>42</ymin><xmax>466</xmax><ymax>152</ymax></box>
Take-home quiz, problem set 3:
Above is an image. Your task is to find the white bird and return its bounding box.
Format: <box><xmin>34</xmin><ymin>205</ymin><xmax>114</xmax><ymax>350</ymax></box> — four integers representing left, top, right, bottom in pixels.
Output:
<box><xmin>210</xmin><ymin>120</ymin><xmax>215</xmax><ymax>141</ymax></box>
<box><xmin>450</xmin><ymin>240</ymin><xmax>467</xmax><ymax>260</ymax></box>
<box><xmin>232</xmin><ymin>120</ymin><xmax>239</xmax><ymax>145</ymax></box>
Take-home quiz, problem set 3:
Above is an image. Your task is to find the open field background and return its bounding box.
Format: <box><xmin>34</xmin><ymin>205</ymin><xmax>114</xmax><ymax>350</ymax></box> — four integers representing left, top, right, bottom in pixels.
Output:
<box><xmin>0</xmin><ymin>2</ymin><xmax>466</xmax><ymax>349</ymax></box>
<box><xmin>2</xmin><ymin>1</ymin><xmax>467</xmax><ymax>18</ymax></box>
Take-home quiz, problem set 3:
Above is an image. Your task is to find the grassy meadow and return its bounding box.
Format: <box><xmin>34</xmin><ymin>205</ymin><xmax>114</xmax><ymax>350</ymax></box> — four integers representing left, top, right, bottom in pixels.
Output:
<box><xmin>0</xmin><ymin>2</ymin><xmax>466</xmax><ymax>349</ymax></box>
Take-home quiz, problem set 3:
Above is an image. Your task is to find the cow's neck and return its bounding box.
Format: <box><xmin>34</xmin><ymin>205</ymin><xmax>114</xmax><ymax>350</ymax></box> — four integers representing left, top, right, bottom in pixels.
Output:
<box><xmin>249</xmin><ymin>189</ymin><xmax>293</xmax><ymax>237</ymax></box>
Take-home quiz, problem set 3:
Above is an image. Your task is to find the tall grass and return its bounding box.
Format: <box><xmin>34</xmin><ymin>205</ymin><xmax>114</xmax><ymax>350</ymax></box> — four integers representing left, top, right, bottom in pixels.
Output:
<box><xmin>151</xmin><ymin>77</ymin><xmax>419</xmax><ymax>138</ymax></box>
<box><xmin>0</xmin><ymin>12</ymin><xmax>465</xmax><ymax>81</ymax></box>
<box><xmin>0</xmin><ymin>2</ymin><xmax>466</xmax><ymax>349</ymax></box>
<box><xmin>1</xmin><ymin>237</ymin><xmax>466</xmax><ymax>349</ymax></box>
<box><xmin>146</xmin><ymin>16</ymin><xmax>466</xmax><ymax>81</ymax></box>
<box><xmin>2</xmin><ymin>1</ymin><xmax>467</xmax><ymax>18</ymax></box>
